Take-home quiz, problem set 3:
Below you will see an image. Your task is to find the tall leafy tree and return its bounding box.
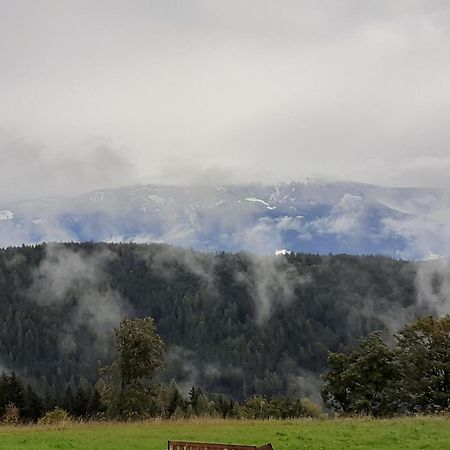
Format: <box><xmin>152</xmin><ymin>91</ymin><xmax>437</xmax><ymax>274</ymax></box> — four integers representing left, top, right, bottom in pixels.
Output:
<box><xmin>97</xmin><ymin>317</ymin><xmax>165</xmax><ymax>418</ymax></box>
<box><xmin>322</xmin><ymin>332</ymin><xmax>399</xmax><ymax>416</ymax></box>
<box><xmin>395</xmin><ymin>316</ymin><xmax>450</xmax><ymax>413</ymax></box>
<box><xmin>323</xmin><ymin>317</ymin><xmax>450</xmax><ymax>416</ymax></box>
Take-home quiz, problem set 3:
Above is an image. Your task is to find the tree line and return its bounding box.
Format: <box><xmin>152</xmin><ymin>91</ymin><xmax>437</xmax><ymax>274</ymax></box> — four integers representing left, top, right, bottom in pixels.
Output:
<box><xmin>323</xmin><ymin>315</ymin><xmax>450</xmax><ymax>416</ymax></box>
<box><xmin>2</xmin><ymin>314</ymin><xmax>449</xmax><ymax>423</ymax></box>
<box><xmin>1</xmin><ymin>317</ymin><xmax>322</xmax><ymax>423</ymax></box>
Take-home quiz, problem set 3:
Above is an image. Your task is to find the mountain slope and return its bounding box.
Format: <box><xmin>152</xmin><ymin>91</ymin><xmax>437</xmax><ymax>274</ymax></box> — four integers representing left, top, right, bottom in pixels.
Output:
<box><xmin>2</xmin><ymin>180</ymin><xmax>450</xmax><ymax>259</ymax></box>
<box><xmin>0</xmin><ymin>243</ymin><xmax>433</xmax><ymax>400</ymax></box>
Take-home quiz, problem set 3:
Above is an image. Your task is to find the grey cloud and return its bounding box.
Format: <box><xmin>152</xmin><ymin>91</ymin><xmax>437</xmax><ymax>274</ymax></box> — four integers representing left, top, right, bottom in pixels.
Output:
<box><xmin>1</xmin><ymin>1</ymin><xmax>450</xmax><ymax>197</ymax></box>
<box><xmin>0</xmin><ymin>133</ymin><xmax>137</xmax><ymax>201</ymax></box>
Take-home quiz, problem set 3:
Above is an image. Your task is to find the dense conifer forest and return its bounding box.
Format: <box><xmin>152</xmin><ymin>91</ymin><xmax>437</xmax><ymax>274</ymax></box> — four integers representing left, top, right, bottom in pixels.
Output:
<box><xmin>0</xmin><ymin>242</ymin><xmax>435</xmax><ymax>407</ymax></box>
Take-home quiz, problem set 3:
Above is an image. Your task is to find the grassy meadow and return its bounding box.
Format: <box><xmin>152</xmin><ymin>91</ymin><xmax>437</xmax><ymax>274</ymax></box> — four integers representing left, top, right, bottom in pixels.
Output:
<box><xmin>0</xmin><ymin>417</ymin><xmax>449</xmax><ymax>450</ymax></box>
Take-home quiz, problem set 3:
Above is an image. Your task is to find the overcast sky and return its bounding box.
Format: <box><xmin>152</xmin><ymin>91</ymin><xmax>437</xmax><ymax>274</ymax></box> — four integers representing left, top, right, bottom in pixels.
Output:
<box><xmin>1</xmin><ymin>0</ymin><xmax>450</xmax><ymax>200</ymax></box>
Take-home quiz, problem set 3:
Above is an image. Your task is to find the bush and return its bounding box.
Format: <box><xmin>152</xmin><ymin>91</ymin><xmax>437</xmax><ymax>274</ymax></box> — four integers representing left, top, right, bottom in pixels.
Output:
<box><xmin>38</xmin><ymin>407</ymin><xmax>71</xmax><ymax>425</ymax></box>
<box><xmin>2</xmin><ymin>403</ymin><xmax>20</xmax><ymax>425</ymax></box>
<box><xmin>301</xmin><ymin>399</ymin><xmax>322</xmax><ymax>418</ymax></box>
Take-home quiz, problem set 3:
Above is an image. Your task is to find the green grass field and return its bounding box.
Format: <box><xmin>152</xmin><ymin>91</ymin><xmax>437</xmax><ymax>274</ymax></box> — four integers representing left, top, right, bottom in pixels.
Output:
<box><xmin>0</xmin><ymin>417</ymin><xmax>449</xmax><ymax>450</ymax></box>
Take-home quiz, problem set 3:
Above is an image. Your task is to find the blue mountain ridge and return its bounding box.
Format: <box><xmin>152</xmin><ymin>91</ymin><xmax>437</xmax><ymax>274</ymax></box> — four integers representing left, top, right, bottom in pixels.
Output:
<box><xmin>1</xmin><ymin>180</ymin><xmax>449</xmax><ymax>259</ymax></box>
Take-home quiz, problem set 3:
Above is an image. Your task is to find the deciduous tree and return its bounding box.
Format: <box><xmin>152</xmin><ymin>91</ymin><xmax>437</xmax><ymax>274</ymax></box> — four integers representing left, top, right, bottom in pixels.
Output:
<box><xmin>97</xmin><ymin>317</ymin><xmax>165</xmax><ymax>418</ymax></box>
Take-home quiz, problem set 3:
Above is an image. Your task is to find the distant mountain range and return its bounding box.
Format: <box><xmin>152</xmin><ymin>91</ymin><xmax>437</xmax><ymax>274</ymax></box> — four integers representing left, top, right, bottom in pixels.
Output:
<box><xmin>2</xmin><ymin>180</ymin><xmax>450</xmax><ymax>259</ymax></box>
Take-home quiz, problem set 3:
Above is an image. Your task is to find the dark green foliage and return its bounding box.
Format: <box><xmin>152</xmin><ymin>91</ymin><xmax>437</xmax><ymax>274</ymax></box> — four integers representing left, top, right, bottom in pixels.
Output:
<box><xmin>395</xmin><ymin>316</ymin><xmax>450</xmax><ymax>413</ymax></box>
<box><xmin>241</xmin><ymin>395</ymin><xmax>312</xmax><ymax>419</ymax></box>
<box><xmin>0</xmin><ymin>369</ymin><xmax>318</xmax><ymax>422</ymax></box>
<box><xmin>322</xmin><ymin>333</ymin><xmax>399</xmax><ymax>416</ymax></box>
<box><xmin>97</xmin><ymin>317</ymin><xmax>165</xmax><ymax>418</ymax></box>
<box><xmin>0</xmin><ymin>242</ymin><xmax>424</xmax><ymax>401</ymax></box>
<box><xmin>21</xmin><ymin>385</ymin><xmax>44</xmax><ymax>422</ymax></box>
<box><xmin>188</xmin><ymin>386</ymin><xmax>202</xmax><ymax>414</ymax></box>
<box><xmin>146</xmin><ymin>381</ymin><xmax>319</xmax><ymax>419</ymax></box>
<box><xmin>116</xmin><ymin>317</ymin><xmax>165</xmax><ymax>386</ymax></box>
<box><xmin>0</xmin><ymin>372</ymin><xmax>23</xmax><ymax>415</ymax></box>
<box><xmin>62</xmin><ymin>387</ymin><xmax>74</xmax><ymax>414</ymax></box>
<box><xmin>0</xmin><ymin>372</ymin><xmax>43</xmax><ymax>422</ymax></box>
<box><xmin>322</xmin><ymin>316</ymin><xmax>450</xmax><ymax>416</ymax></box>
<box><xmin>165</xmin><ymin>380</ymin><xmax>186</xmax><ymax>418</ymax></box>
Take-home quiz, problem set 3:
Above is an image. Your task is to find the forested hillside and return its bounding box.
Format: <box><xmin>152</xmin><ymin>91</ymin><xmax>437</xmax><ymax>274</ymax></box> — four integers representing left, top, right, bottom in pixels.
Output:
<box><xmin>0</xmin><ymin>243</ymin><xmax>437</xmax><ymax>400</ymax></box>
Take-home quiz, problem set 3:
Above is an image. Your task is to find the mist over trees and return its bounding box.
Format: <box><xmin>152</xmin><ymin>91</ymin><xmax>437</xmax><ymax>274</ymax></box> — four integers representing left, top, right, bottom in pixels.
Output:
<box><xmin>0</xmin><ymin>242</ymin><xmax>441</xmax><ymax>405</ymax></box>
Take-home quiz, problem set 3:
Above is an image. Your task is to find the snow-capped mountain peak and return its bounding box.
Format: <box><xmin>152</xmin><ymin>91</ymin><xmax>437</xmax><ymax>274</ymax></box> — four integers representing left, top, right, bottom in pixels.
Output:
<box><xmin>1</xmin><ymin>181</ymin><xmax>450</xmax><ymax>259</ymax></box>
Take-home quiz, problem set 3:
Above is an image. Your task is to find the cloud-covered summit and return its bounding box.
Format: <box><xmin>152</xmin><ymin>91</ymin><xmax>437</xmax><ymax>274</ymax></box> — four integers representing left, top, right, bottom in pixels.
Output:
<box><xmin>2</xmin><ymin>180</ymin><xmax>450</xmax><ymax>260</ymax></box>
<box><xmin>1</xmin><ymin>1</ymin><xmax>450</xmax><ymax>201</ymax></box>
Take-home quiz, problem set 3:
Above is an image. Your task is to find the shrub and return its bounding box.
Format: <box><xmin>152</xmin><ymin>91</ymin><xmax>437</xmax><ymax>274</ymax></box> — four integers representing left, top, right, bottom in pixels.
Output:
<box><xmin>38</xmin><ymin>407</ymin><xmax>71</xmax><ymax>425</ymax></box>
<box><xmin>301</xmin><ymin>399</ymin><xmax>322</xmax><ymax>418</ymax></box>
<box><xmin>2</xmin><ymin>403</ymin><xmax>20</xmax><ymax>425</ymax></box>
